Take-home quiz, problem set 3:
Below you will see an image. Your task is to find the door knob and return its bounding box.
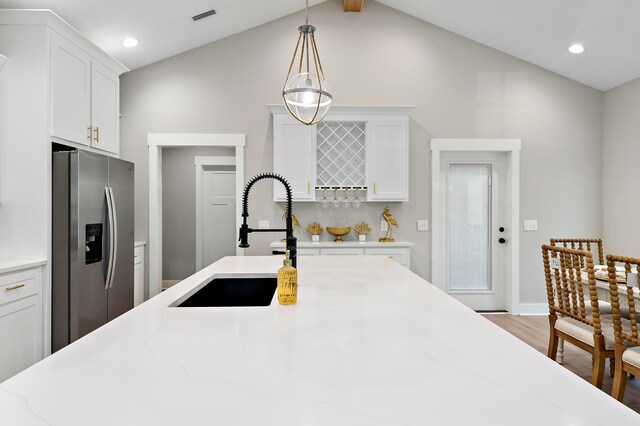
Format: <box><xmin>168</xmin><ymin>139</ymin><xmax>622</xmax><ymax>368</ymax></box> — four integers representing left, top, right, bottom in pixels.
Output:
<box><xmin>499</xmin><ymin>238</ymin><xmax>506</xmax><ymax>244</ymax></box>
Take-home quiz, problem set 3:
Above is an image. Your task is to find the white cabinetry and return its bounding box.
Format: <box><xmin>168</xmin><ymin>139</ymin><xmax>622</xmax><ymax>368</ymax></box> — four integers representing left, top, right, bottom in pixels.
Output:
<box><xmin>366</xmin><ymin>116</ymin><xmax>409</xmax><ymax>201</ymax></box>
<box><xmin>134</xmin><ymin>243</ymin><xmax>146</xmax><ymax>306</ymax></box>
<box><xmin>271</xmin><ymin>241</ymin><xmax>413</xmax><ymax>268</ymax></box>
<box><xmin>0</xmin><ymin>265</ymin><xmax>43</xmax><ymax>382</ymax></box>
<box><xmin>273</xmin><ymin>114</ymin><xmax>316</xmax><ymax>201</ymax></box>
<box><xmin>270</xmin><ymin>106</ymin><xmax>411</xmax><ymax>202</ymax></box>
<box><xmin>50</xmin><ymin>31</ymin><xmax>120</xmax><ymax>154</ymax></box>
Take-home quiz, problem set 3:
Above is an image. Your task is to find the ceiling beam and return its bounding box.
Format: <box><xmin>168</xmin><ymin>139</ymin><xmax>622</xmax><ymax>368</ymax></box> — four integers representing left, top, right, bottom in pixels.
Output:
<box><xmin>344</xmin><ymin>0</ymin><xmax>365</xmax><ymax>12</ymax></box>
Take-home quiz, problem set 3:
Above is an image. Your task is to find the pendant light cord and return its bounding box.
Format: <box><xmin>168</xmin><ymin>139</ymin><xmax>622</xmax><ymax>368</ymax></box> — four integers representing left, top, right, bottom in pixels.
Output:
<box><xmin>305</xmin><ymin>0</ymin><xmax>310</xmax><ymax>74</ymax></box>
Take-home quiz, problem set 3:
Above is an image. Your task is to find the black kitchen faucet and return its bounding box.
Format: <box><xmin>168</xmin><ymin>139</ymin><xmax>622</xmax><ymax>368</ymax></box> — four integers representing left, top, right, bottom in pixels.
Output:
<box><xmin>238</xmin><ymin>173</ymin><xmax>297</xmax><ymax>268</ymax></box>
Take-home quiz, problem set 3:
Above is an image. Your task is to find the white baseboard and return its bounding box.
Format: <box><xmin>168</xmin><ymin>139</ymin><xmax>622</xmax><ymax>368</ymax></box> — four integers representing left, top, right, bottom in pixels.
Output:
<box><xmin>517</xmin><ymin>303</ymin><xmax>548</xmax><ymax>316</ymax></box>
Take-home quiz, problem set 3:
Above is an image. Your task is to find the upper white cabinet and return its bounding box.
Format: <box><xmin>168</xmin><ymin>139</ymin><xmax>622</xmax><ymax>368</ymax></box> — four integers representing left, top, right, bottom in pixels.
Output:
<box><xmin>366</xmin><ymin>116</ymin><xmax>409</xmax><ymax>201</ymax></box>
<box><xmin>270</xmin><ymin>106</ymin><xmax>411</xmax><ymax>202</ymax></box>
<box><xmin>50</xmin><ymin>32</ymin><xmax>120</xmax><ymax>154</ymax></box>
<box><xmin>273</xmin><ymin>114</ymin><xmax>316</xmax><ymax>201</ymax></box>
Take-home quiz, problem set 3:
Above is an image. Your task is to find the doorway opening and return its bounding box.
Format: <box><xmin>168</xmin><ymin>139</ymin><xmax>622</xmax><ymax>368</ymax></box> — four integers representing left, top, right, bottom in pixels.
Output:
<box><xmin>431</xmin><ymin>139</ymin><xmax>521</xmax><ymax>313</ymax></box>
<box><xmin>148</xmin><ymin>134</ymin><xmax>245</xmax><ymax>298</ymax></box>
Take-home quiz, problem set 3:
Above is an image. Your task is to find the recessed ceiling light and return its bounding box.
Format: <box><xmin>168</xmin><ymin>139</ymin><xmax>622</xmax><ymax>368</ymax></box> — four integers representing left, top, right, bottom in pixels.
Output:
<box><xmin>568</xmin><ymin>44</ymin><xmax>584</xmax><ymax>54</ymax></box>
<box><xmin>122</xmin><ymin>37</ymin><xmax>139</xmax><ymax>48</ymax></box>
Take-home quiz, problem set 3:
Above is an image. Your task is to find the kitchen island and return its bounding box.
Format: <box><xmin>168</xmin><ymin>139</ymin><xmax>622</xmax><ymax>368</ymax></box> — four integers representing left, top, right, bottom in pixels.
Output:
<box><xmin>1</xmin><ymin>255</ymin><xmax>638</xmax><ymax>425</ymax></box>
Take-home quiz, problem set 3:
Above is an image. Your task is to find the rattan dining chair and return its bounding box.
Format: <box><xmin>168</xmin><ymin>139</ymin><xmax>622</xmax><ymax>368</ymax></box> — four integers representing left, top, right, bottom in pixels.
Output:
<box><xmin>542</xmin><ymin>244</ymin><xmax>615</xmax><ymax>388</ymax></box>
<box><xmin>607</xmin><ymin>254</ymin><xmax>640</xmax><ymax>402</ymax></box>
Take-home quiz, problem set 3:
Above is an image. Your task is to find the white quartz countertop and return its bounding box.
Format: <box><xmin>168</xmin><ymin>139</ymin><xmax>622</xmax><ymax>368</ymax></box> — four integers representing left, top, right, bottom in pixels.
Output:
<box><xmin>271</xmin><ymin>240</ymin><xmax>414</xmax><ymax>248</ymax></box>
<box><xmin>0</xmin><ymin>259</ymin><xmax>46</xmax><ymax>274</ymax></box>
<box><xmin>1</xmin><ymin>255</ymin><xmax>638</xmax><ymax>425</ymax></box>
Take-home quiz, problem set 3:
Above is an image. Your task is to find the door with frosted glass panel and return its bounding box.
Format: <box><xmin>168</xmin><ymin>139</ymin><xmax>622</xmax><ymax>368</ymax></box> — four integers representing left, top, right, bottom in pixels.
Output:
<box><xmin>444</xmin><ymin>153</ymin><xmax>507</xmax><ymax>311</ymax></box>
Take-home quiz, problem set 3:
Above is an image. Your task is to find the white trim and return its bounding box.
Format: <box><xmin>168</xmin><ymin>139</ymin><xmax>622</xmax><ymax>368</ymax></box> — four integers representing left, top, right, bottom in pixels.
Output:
<box><xmin>431</xmin><ymin>138</ymin><xmax>521</xmax><ymax>152</ymax></box>
<box><xmin>0</xmin><ymin>53</ymin><xmax>7</xmax><ymax>73</ymax></box>
<box><xmin>194</xmin><ymin>156</ymin><xmax>235</xmax><ymax>167</ymax></box>
<box><xmin>431</xmin><ymin>138</ymin><xmax>521</xmax><ymax>314</ymax></box>
<box><xmin>268</xmin><ymin>104</ymin><xmax>415</xmax><ymax>115</ymax></box>
<box><xmin>148</xmin><ymin>133</ymin><xmax>245</xmax><ymax>148</ymax></box>
<box><xmin>195</xmin><ymin>156</ymin><xmax>237</xmax><ymax>271</ymax></box>
<box><xmin>148</xmin><ymin>134</ymin><xmax>245</xmax><ymax>299</ymax></box>
<box><xmin>517</xmin><ymin>304</ymin><xmax>548</xmax><ymax>316</ymax></box>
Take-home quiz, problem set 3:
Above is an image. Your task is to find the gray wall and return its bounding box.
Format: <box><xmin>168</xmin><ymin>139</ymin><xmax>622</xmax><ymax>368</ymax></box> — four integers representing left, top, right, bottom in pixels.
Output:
<box><xmin>162</xmin><ymin>146</ymin><xmax>234</xmax><ymax>280</ymax></box>
<box><xmin>603</xmin><ymin>78</ymin><xmax>640</xmax><ymax>257</ymax></box>
<box><xmin>119</xmin><ymin>0</ymin><xmax>603</xmax><ymax>306</ymax></box>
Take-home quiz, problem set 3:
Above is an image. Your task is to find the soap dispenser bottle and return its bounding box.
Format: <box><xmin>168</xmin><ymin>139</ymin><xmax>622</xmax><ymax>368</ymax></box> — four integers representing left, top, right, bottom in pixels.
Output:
<box><xmin>278</xmin><ymin>250</ymin><xmax>297</xmax><ymax>305</ymax></box>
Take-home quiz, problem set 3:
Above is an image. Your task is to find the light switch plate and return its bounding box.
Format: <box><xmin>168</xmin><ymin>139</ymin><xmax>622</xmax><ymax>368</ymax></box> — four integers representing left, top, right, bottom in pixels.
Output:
<box><xmin>523</xmin><ymin>220</ymin><xmax>538</xmax><ymax>231</ymax></box>
<box><xmin>551</xmin><ymin>257</ymin><xmax>561</xmax><ymax>270</ymax></box>
<box><xmin>381</xmin><ymin>221</ymin><xmax>388</xmax><ymax>232</ymax></box>
<box><xmin>258</xmin><ymin>220</ymin><xmax>269</xmax><ymax>229</ymax></box>
<box><xmin>417</xmin><ymin>220</ymin><xmax>429</xmax><ymax>231</ymax></box>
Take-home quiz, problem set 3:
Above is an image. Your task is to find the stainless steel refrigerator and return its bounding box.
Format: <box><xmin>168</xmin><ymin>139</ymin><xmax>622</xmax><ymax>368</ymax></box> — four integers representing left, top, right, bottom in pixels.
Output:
<box><xmin>52</xmin><ymin>149</ymin><xmax>134</xmax><ymax>353</ymax></box>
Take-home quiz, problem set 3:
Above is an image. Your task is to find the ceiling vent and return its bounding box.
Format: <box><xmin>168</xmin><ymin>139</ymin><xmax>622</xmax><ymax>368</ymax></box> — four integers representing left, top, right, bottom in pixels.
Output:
<box><xmin>192</xmin><ymin>9</ymin><xmax>217</xmax><ymax>22</ymax></box>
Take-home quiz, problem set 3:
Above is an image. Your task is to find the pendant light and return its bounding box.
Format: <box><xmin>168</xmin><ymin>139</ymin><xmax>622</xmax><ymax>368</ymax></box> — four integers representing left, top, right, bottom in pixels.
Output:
<box><xmin>282</xmin><ymin>0</ymin><xmax>332</xmax><ymax>125</ymax></box>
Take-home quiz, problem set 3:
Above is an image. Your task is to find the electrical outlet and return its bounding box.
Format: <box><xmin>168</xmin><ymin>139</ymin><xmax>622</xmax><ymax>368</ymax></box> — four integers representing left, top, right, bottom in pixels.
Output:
<box><xmin>258</xmin><ymin>220</ymin><xmax>269</xmax><ymax>229</ymax></box>
<box><xmin>417</xmin><ymin>220</ymin><xmax>429</xmax><ymax>231</ymax></box>
<box><xmin>523</xmin><ymin>220</ymin><xmax>538</xmax><ymax>231</ymax></box>
<box><xmin>551</xmin><ymin>257</ymin><xmax>561</xmax><ymax>270</ymax></box>
<box><xmin>381</xmin><ymin>221</ymin><xmax>388</xmax><ymax>232</ymax></box>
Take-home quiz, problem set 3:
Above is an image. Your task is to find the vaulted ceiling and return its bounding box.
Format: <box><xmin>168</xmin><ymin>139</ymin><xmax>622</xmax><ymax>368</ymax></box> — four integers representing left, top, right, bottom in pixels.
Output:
<box><xmin>0</xmin><ymin>0</ymin><xmax>637</xmax><ymax>90</ymax></box>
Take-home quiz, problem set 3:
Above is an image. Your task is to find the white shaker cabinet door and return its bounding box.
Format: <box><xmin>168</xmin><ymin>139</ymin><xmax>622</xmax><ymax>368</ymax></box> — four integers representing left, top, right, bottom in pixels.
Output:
<box><xmin>273</xmin><ymin>114</ymin><xmax>316</xmax><ymax>201</ymax></box>
<box><xmin>0</xmin><ymin>267</ymin><xmax>43</xmax><ymax>382</ymax></box>
<box><xmin>50</xmin><ymin>32</ymin><xmax>92</xmax><ymax>145</ymax></box>
<box><xmin>367</xmin><ymin>116</ymin><xmax>409</xmax><ymax>201</ymax></box>
<box><xmin>90</xmin><ymin>60</ymin><xmax>120</xmax><ymax>154</ymax></box>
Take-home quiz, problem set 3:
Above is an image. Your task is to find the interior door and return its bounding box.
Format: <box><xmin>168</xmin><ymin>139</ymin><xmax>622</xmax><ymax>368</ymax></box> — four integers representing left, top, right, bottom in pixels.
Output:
<box><xmin>201</xmin><ymin>169</ymin><xmax>236</xmax><ymax>268</ymax></box>
<box><xmin>441</xmin><ymin>152</ymin><xmax>508</xmax><ymax>311</ymax></box>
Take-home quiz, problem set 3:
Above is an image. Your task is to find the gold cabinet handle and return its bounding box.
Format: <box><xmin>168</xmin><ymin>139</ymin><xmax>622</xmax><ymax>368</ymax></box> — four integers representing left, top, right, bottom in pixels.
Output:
<box><xmin>308</xmin><ymin>182</ymin><xmax>310</xmax><ymax>194</ymax></box>
<box><xmin>374</xmin><ymin>182</ymin><xmax>377</xmax><ymax>194</ymax></box>
<box><xmin>5</xmin><ymin>284</ymin><xmax>25</xmax><ymax>291</ymax></box>
<box><xmin>93</xmin><ymin>126</ymin><xmax>100</xmax><ymax>143</ymax></box>
<box><xmin>87</xmin><ymin>126</ymin><xmax>93</xmax><ymax>140</ymax></box>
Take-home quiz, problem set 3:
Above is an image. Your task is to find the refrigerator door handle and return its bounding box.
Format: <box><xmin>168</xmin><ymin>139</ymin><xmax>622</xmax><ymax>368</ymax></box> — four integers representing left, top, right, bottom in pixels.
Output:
<box><xmin>108</xmin><ymin>187</ymin><xmax>118</xmax><ymax>289</ymax></box>
<box><xmin>105</xmin><ymin>187</ymin><xmax>115</xmax><ymax>290</ymax></box>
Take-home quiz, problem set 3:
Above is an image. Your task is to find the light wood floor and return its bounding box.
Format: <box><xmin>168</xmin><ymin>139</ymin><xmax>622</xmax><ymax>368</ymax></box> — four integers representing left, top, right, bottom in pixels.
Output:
<box><xmin>484</xmin><ymin>314</ymin><xmax>640</xmax><ymax>414</ymax></box>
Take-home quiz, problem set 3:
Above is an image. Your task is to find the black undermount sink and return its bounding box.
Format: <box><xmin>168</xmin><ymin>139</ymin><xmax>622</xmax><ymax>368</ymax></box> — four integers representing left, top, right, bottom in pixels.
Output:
<box><xmin>176</xmin><ymin>276</ymin><xmax>277</xmax><ymax>307</ymax></box>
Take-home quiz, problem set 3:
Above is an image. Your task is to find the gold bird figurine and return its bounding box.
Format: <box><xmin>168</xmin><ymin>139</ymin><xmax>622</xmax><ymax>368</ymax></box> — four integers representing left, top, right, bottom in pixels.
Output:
<box><xmin>282</xmin><ymin>211</ymin><xmax>300</xmax><ymax>228</ymax></box>
<box><xmin>379</xmin><ymin>207</ymin><xmax>398</xmax><ymax>242</ymax></box>
<box><xmin>281</xmin><ymin>211</ymin><xmax>300</xmax><ymax>242</ymax></box>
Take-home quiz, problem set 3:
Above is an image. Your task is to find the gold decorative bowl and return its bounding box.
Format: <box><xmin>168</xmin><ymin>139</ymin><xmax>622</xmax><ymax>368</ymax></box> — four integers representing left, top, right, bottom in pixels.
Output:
<box><xmin>326</xmin><ymin>226</ymin><xmax>351</xmax><ymax>242</ymax></box>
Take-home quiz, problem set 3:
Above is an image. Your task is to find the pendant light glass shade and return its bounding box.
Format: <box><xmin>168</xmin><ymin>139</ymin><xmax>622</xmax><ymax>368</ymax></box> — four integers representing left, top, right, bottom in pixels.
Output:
<box><xmin>282</xmin><ymin>4</ymin><xmax>332</xmax><ymax>125</ymax></box>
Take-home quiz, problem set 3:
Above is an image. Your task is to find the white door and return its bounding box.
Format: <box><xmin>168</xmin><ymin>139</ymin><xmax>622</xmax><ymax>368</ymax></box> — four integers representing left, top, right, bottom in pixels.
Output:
<box><xmin>90</xmin><ymin>60</ymin><xmax>119</xmax><ymax>154</ymax></box>
<box><xmin>200</xmin><ymin>169</ymin><xmax>236</xmax><ymax>268</ymax></box>
<box><xmin>441</xmin><ymin>152</ymin><xmax>508</xmax><ymax>311</ymax></box>
<box><xmin>50</xmin><ymin>32</ymin><xmax>91</xmax><ymax>145</ymax></box>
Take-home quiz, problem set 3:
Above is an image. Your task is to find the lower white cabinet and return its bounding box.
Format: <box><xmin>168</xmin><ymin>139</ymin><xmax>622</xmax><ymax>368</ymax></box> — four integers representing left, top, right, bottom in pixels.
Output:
<box><xmin>271</xmin><ymin>241</ymin><xmax>413</xmax><ymax>268</ymax></box>
<box><xmin>134</xmin><ymin>243</ymin><xmax>146</xmax><ymax>307</ymax></box>
<box><xmin>0</xmin><ymin>265</ymin><xmax>43</xmax><ymax>382</ymax></box>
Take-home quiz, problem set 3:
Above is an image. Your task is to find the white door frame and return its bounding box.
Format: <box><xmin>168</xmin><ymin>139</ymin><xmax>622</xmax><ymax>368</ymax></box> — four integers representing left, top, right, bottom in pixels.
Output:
<box><xmin>431</xmin><ymin>139</ymin><xmax>521</xmax><ymax>314</ymax></box>
<box><xmin>195</xmin><ymin>156</ymin><xmax>236</xmax><ymax>271</ymax></box>
<box><xmin>148</xmin><ymin>134</ymin><xmax>245</xmax><ymax>298</ymax></box>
